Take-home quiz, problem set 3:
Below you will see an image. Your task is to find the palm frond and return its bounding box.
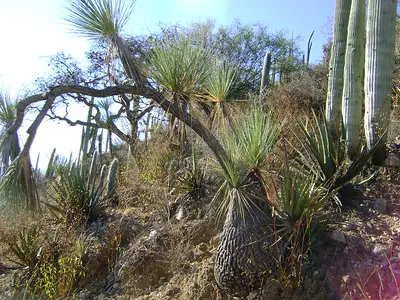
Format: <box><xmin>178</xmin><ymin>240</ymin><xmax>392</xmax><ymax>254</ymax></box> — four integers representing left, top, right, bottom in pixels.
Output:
<box><xmin>0</xmin><ymin>153</ymin><xmax>39</xmax><ymax>210</ymax></box>
<box><xmin>212</xmin><ymin>105</ymin><xmax>281</xmax><ymax>222</ymax></box>
<box><xmin>65</xmin><ymin>0</ymin><xmax>144</xmax><ymax>84</ymax></box>
<box><xmin>146</xmin><ymin>38</ymin><xmax>213</xmax><ymax>96</ymax></box>
<box><xmin>65</xmin><ymin>0</ymin><xmax>135</xmax><ymax>39</ymax></box>
<box><xmin>204</xmin><ymin>61</ymin><xmax>237</xmax><ymax>102</ymax></box>
<box><xmin>0</xmin><ymin>91</ymin><xmax>17</xmax><ymax>126</ymax></box>
<box><xmin>0</xmin><ymin>91</ymin><xmax>20</xmax><ymax>173</ymax></box>
<box><xmin>234</xmin><ymin>107</ymin><xmax>282</xmax><ymax>169</ymax></box>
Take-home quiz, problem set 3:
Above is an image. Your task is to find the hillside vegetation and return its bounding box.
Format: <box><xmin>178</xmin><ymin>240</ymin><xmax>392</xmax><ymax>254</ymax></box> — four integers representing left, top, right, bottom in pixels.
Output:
<box><xmin>1</xmin><ymin>0</ymin><xmax>400</xmax><ymax>299</ymax></box>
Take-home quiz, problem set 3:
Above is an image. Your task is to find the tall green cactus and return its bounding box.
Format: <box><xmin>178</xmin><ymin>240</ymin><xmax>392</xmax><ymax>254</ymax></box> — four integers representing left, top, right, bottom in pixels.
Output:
<box><xmin>80</xmin><ymin>151</ymin><xmax>119</xmax><ymax>205</ymax></box>
<box><xmin>45</xmin><ymin>148</ymin><xmax>57</xmax><ymax>178</ymax></box>
<box><xmin>260</xmin><ymin>51</ymin><xmax>272</xmax><ymax>105</ymax></box>
<box><xmin>326</xmin><ymin>0</ymin><xmax>352</xmax><ymax>137</ymax></box>
<box><xmin>364</xmin><ymin>0</ymin><xmax>398</xmax><ymax>165</ymax></box>
<box><xmin>106</xmin><ymin>158</ymin><xmax>119</xmax><ymax>200</ymax></box>
<box><xmin>306</xmin><ymin>31</ymin><xmax>314</xmax><ymax>66</ymax></box>
<box><xmin>79</xmin><ymin>97</ymin><xmax>98</xmax><ymax>163</ymax></box>
<box><xmin>342</xmin><ymin>0</ymin><xmax>366</xmax><ymax>160</ymax></box>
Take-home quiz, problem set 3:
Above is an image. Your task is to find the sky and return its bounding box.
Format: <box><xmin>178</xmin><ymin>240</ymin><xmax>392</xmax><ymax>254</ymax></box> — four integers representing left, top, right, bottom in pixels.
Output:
<box><xmin>0</xmin><ymin>0</ymin><xmax>335</xmax><ymax>168</ymax></box>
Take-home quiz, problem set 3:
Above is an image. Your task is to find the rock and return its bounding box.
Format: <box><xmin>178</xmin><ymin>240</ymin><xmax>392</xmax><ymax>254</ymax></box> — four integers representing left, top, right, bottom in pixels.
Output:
<box><xmin>248</xmin><ymin>290</ymin><xmax>259</xmax><ymax>300</ymax></box>
<box><xmin>176</xmin><ymin>206</ymin><xmax>184</xmax><ymax>221</ymax></box>
<box><xmin>96</xmin><ymin>294</ymin><xmax>105</xmax><ymax>300</ymax></box>
<box><xmin>149</xmin><ymin>291</ymin><xmax>160</xmax><ymax>298</ymax></box>
<box><xmin>331</xmin><ymin>230</ymin><xmax>346</xmax><ymax>244</ymax></box>
<box><xmin>344</xmin><ymin>223</ymin><xmax>356</xmax><ymax>231</ymax></box>
<box><xmin>385</xmin><ymin>153</ymin><xmax>400</xmax><ymax>167</ymax></box>
<box><xmin>342</xmin><ymin>275</ymin><xmax>350</xmax><ymax>283</ymax></box>
<box><xmin>209</xmin><ymin>233</ymin><xmax>220</xmax><ymax>248</ymax></box>
<box><xmin>343</xmin><ymin>247</ymin><xmax>349</xmax><ymax>254</ymax></box>
<box><xmin>193</xmin><ymin>242</ymin><xmax>211</xmax><ymax>260</ymax></box>
<box><xmin>373</xmin><ymin>198</ymin><xmax>387</xmax><ymax>213</ymax></box>
<box><xmin>148</xmin><ymin>230</ymin><xmax>158</xmax><ymax>240</ymax></box>
<box><xmin>371</xmin><ymin>244</ymin><xmax>385</xmax><ymax>257</ymax></box>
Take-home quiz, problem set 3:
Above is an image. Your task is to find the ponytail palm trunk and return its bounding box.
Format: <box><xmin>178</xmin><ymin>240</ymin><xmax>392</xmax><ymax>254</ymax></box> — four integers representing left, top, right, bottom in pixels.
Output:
<box><xmin>326</xmin><ymin>0</ymin><xmax>352</xmax><ymax>137</ymax></box>
<box><xmin>215</xmin><ymin>194</ymin><xmax>276</xmax><ymax>296</ymax></box>
<box><xmin>364</xmin><ymin>0</ymin><xmax>398</xmax><ymax>165</ymax></box>
<box><xmin>213</xmin><ymin>108</ymin><xmax>281</xmax><ymax>296</ymax></box>
<box><xmin>342</xmin><ymin>0</ymin><xmax>366</xmax><ymax>160</ymax></box>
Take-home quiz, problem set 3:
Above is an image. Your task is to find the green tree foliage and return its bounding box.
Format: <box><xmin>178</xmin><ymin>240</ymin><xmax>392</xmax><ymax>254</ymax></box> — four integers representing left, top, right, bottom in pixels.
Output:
<box><xmin>151</xmin><ymin>20</ymin><xmax>303</xmax><ymax>99</ymax></box>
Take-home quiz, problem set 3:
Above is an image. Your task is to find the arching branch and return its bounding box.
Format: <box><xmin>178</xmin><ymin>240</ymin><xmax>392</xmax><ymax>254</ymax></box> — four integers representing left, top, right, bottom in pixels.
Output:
<box><xmin>8</xmin><ymin>84</ymin><xmax>230</xmax><ymax>169</ymax></box>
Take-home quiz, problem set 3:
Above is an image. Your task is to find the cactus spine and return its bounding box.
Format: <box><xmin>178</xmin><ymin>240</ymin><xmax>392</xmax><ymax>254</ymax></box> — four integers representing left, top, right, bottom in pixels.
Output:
<box><xmin>260</xmin><ymin>51</ymin><xmax>272</xmax><ymax>105</ymax></box>
<box><xmin>342</xmin><ymin>0</ymin><xmax>366</xmax><ymax>160</ymax></box>
<box><xmin>326</xmin><ymin>0</ymin><xmax>352</xmax><ymax>137</ymax></box>
<box><xmin>364</xmin><ymin>0</ymin><xmax>398</xmax><ymax>165</ymax></box>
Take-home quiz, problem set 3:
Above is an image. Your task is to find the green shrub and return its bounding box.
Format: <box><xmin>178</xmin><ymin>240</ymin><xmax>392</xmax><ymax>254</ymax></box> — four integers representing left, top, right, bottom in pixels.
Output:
<box><xmin>290</xmin><ymin>111</ymin><xmax>380</xmax><ymax>201</ymax></box>
<box><xmin>45</xmin><ymin>165</ymin><xmax>105</xmax><ymax>226</ymax></box>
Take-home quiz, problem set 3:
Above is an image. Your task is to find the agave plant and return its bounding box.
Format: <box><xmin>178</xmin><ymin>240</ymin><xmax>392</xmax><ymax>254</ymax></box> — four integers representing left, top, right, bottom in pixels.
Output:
<box><xmin>176</xmin><ymin>147</ymin><xmax>208</xmax><ymax>201</ymax></box>
<box><xmin>6</xmin><ymin>226</ymin><xmax>41</xmax><ymax>270</ymax></box>
<box><xmin>274</xmin><ymin>168</ymin><xmax>340</xmax><ymax>286</ymax></box>
<box><xmin>45</xmin><ymin>151</ymin><xmax>118</xmax><ymax>226</ymax></box>
<box><xmin>213</xmin><ymin>106</ymin><xmax>282</xmax><ymax>296</ymax></box>
<box><xmin>291</xmin><ymin>112</ymin><xmax>379</xmax><ymax>202</ymax></box>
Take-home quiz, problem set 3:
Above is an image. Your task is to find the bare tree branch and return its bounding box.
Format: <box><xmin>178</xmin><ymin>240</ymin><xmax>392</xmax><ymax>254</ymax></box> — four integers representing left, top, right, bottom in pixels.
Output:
<box><xmin>8</xmin><ymin>83</ymin><xmax>230</xmax><ymax>167</ymax></box>
<box><xmin>22</xmin><ymin>96</ymin><xmax>56</xmax><ymax>156</ymax></box>
<box><xmin>47</xmin><ymin>115</ymin><xmax>100</xmax><ymax>129</ymax></box>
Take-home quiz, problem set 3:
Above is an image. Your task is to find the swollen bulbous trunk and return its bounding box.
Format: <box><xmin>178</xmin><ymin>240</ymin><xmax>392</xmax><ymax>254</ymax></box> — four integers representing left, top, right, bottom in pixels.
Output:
<box><xmin>342</xmin><ymin>0</ymin><xmax>366</xmax><ymax>160</ymax></box>
<box><xmin>326</xmin><ymin>0</ymin><xmax>352</xmax><ymax>138</ymax></box>
<box><xmin>364</xmin><ymin>0</ymin><xmax>398</xmax><ymax>165</ymax></box>
<box><xmin>214</xmin><ymin>198</ymin><xmax>277</xmax><ymax>297</ymax></box>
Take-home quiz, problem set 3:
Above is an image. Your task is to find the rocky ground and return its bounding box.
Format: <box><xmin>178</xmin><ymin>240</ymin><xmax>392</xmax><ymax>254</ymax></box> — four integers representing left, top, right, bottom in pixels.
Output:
<box><xmin>1</xmin><ymin>155</ymin><xmax>400</xmax><ymax>300</ymax></box>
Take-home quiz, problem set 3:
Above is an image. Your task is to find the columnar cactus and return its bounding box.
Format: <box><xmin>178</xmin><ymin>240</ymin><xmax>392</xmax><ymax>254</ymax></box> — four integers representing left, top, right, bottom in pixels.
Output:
<box><xmin>45</xmin><ymin>148</ymin><xmax>57</xmax><ymax>178</ymax></box>
<box><xmin>306</xmin><ymin>31</ymin><xmax>314</xmax><ymax>66</ymax></box>
<box><xmin>364</xmin><ymin>0</ymin><xmax>398</xmax><ymax>165</ymax></box>
<box><xmin>79</xmin><ymin>97</ymin><xmax>98</xmax><ymax>163</ymax></box>
<box><xmin>326</xmin><ymin>0</ymin><xmax>352</xmax><ymax>137</ymax></box>
<box><xmin>342</xmin><ymin>0</ymin><xmax>366</xmax><ymax>160</ymax></box>
<box><xmin>106</xmin><ymin>157</ymin><xmax>119</xmax><ymax>197</ymax></box>
<box><xmin>260</xmin><ymin>51</ymin><xmax>272</xmax><ymax>105</ymax></box>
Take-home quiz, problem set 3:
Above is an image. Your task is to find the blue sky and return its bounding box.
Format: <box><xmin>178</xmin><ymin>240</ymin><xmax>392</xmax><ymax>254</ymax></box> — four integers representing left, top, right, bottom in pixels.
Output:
<box><xmin>0</xmin><ymin>0</ymin><xmax>335</xmax><ymax>166</ymax></box>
